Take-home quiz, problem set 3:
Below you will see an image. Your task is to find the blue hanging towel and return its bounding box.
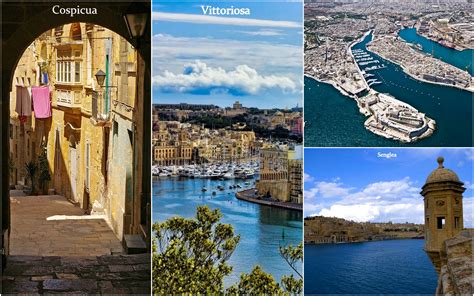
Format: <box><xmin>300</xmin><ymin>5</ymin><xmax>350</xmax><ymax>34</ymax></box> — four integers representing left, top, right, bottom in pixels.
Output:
<box><xmin>42</xmin><ymin>72</ymin><xmax>48</xmax><ymax>85</ymax></box>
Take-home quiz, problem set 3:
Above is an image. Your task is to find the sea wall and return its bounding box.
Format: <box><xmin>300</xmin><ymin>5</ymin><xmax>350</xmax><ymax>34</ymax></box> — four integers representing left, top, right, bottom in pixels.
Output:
<box><xmin>435</xmin><ymin>230</ymin><xmax>473</xmax><ymax>295</ymax></box>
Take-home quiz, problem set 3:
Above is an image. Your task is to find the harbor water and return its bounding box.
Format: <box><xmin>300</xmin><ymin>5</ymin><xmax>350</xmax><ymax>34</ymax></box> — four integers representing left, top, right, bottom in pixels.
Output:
<box><xmin>152</xmin><ymin>177</ymin><xmax>303</xmax><ymax>286</ymax></box>
<box><xmin>304</xmin><ymin>239</ymin><xmax>438</xmax><ymax>294</ymax></box>
<box><xmin>305</xmin><ymin>32</ymin><xmax>473</xmax><ymax>147</ymax></box>
<box><xmin>399</xmin><ymin>27</ymin><xmax>473</xmax><ymax>75</ymax></box>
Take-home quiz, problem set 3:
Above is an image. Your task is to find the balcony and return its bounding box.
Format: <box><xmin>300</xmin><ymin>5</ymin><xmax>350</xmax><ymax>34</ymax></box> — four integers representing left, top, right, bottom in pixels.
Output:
<box><xmin>56</xmin><ymin>90</ymin><xmax>81</xmax><ymax>109</ymax></box>
<box><xmin>91</xmin><ymin>91</ymin><xmax>111</xmax><ymax>126</ymax></box>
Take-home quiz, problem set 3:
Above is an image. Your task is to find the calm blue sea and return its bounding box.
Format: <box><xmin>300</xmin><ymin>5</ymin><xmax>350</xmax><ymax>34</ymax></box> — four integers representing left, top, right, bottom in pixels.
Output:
<box><xmin>152</xmin><ymin>177</ymin><xmax>303</xmax><ymax>286</ymax></box>
<box><xmin>304</xmin><ymin>239</ymin><xmax>438</xmax><ymax>295</ymax></box>
<box><xmin>304</xmin><ymin>31</ymin><xmax>473</xmax><ymax>147</ymax></box>
<box><xmin>399</xmin><ymin>27</ymin><xmax>473</xmax><ymax>75</ymax></box>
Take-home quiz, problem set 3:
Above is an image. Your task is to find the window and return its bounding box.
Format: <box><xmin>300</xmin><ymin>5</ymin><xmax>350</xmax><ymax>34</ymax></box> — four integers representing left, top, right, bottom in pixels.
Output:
<box><xmin>437</xmin><ymin>217</ymin><xmax>445</xmax><ymax>229</ymax></box>
<box><xmin>75</xmin><ymin>61</ymin><xmax>81</xmax><ymax>83</ymax></box>
<box><xmin>86</xmin><ymin>39</ymin><xmax>92</xmax><ymax>83</ymax></box>
<box><xmin>56</xmin><ymin>60</ymin><xmax>82</xmax><ymax>83</ymax></box>
<box><xmin>66</xmin><ymin>62</ymin><xmax>71</xmax><ymax>82</ymax></box>
<box><xmin>85</xmin><ymin>142</ymin><xmax>91</xmax><ymax>191</ymax></box>
<box><xmin>455</xmin><ymin>217</ymin><xmax>460</xmax><ymax>229</ymax></box>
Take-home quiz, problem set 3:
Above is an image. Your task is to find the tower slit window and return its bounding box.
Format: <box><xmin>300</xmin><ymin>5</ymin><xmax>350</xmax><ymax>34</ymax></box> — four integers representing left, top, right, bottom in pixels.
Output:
<box><xmin>437</xmin><ymin>217</ymin><xmax>445</xmax><ymax>229</ymax></box>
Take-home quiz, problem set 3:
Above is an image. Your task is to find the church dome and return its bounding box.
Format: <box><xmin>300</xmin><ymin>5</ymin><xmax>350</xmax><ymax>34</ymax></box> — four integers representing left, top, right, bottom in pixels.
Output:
<box><xmin>425</xmin><ymin>157</ymin><xmax>461</xmax><ymax>184</ymax></box>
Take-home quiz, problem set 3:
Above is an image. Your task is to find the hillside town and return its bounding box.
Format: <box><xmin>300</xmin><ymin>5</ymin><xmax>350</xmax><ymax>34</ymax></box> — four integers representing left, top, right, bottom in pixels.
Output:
<box><xmin>304</xmin><ymin>216</ymin><xmax>424</xmax><ymax>244</ymax></box>
<box><xmin>152</xmin><ymin>102</ymin><xmax>303</xmax><ymax>206</ymax></box>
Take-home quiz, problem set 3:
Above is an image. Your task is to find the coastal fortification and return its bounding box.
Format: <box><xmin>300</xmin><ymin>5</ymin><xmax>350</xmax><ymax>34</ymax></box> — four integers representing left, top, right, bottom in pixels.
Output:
<box><xmin>304</xmin><ymin>216</ymin><xmax>423</xmax><ymax>244</ymax></box>
<box><xmin>421</xmin><ymin>157</ymin><xmax>473</xmax><ymax>295</ymax></box>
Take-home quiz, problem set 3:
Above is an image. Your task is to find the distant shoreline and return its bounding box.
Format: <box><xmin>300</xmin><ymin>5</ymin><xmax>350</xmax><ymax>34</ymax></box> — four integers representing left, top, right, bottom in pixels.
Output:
<box><xmin>305</xmin><ymin>236</ymin><xmax>424</xmax><ymax>245</ymax></box>
<box><xmin>236</xmin><ymin>189</ymin><xmax>302</xmax><ymax>212</ymax></box>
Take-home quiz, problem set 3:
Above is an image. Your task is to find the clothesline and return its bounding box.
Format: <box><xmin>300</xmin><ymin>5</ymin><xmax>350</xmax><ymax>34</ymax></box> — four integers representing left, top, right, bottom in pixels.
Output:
<box><xmin>15</xmin><ymin>85</ymin><xmax>52</xmax><ymax>121</ymax></box>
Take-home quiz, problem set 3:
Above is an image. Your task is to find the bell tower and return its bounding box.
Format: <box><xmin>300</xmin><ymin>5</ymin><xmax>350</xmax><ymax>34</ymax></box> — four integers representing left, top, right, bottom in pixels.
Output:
<box><xmin>421</xmin><ymin>157</ymin><xmax>465</xmax><ymax>272</ymax></box>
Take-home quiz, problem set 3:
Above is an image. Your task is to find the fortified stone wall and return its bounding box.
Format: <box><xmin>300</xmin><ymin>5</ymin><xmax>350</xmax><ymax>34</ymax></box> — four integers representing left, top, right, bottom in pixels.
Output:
<box><xmin>305</xmin><ymin>216</ymin><xmax>424</xmax><ymax>244</ymax></box>
<box><xmin>436</xmin><ymin>230</ymin><xmax>473</xmax><ymax>296</ymax></box>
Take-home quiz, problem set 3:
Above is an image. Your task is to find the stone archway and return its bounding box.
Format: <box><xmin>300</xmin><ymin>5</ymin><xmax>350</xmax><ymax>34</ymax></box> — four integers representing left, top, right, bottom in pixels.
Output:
<box><xmin>1</xmin><ymin>1</ymin><xmax>151</xmax><ymax>271</ymax></box>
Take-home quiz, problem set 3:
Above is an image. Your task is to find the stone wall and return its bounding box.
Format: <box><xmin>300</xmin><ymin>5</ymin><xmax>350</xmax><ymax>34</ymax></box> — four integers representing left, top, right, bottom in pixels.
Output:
<box><xmin>436</xmin><ymin>230</ymin><xmax>473</xmax><ymax>295</ymax></box>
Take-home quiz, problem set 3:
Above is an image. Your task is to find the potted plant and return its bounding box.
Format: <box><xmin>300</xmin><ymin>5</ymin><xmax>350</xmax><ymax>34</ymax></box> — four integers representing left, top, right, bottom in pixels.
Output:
<box><xmin>38</xmin><ymin>143</ymin><xmax>51</xmax><ymax>194</ymax></box>
<box><xmin>24</xmin><ymin>160</ymin><xmax>38</xmax><ymax>195</ymax></box>
<box><xmin>9</xmin><ymin>157</ymin><xmax>15</xmax><ymax>189</ymax></box>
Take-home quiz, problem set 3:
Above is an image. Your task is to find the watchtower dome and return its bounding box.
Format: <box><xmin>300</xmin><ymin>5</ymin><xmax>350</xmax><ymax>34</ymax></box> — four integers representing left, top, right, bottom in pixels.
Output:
<box><xmin>421</xmin><ymin>157</ymin><xmax>465</xmax><ymax>272</ymax></box>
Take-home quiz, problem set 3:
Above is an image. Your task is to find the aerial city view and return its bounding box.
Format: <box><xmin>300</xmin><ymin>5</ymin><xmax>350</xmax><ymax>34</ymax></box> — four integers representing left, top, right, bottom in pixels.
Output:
<box><xmin>151</xmin><ymin>1</ymin><xmax>303</xmax><ymax>294</ymax></box>
<box><xmin>304</xmin><ymin>148</ymin><xmax>473</xmax><ymax>294</ymax></box>
<box><xmin>304</xmin><ymin>0</ymin><xmax>473</xmax><ymax>147</ymax></box>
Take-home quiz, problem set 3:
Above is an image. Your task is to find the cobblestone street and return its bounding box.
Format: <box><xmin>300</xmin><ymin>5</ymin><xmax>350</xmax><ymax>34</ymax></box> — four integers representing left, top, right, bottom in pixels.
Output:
<box><xmin>2</xmin><ymin>193</ymin><xmax>151</xmax><ymax>294</ymax></box>
<box><xmin>1</xmin><ymin>254</ymin><xmax>150</xmax><ymax>294</ymax></box>
<box><xmin>9</xmin><ymin>193</ymin><xmax>123</xmax><ymax>256</ymax></box>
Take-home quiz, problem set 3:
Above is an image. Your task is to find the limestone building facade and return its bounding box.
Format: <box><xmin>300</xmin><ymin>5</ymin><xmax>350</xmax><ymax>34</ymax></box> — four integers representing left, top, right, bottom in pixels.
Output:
<box><xmin>421</xmin><ymin>156</ymin><xmax>465</xmax><ymax>271</ymax></box>
<box><xmin>8</xmin><ymin>22</ymin><xmax>148</xmax><ymax>251</ymax></box>
<box><xmin>421</xmin><ymin>157</ymin><xmax>473</xmax><ymax>295</ymax></box>
<box><xmin>256</xmin><ymin>145</ymin><xmax>302</xmax><ymax>203</ymax></box>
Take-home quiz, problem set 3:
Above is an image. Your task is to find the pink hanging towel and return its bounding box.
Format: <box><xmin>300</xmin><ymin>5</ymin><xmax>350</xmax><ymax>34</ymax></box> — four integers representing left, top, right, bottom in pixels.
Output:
<box><xmin>32</xmin><ymin>86</ymin><xmax>51</xmax><ymax>119</ymax></box>
<box><xmin>15</xmin><ymin>85</ymin><xmax>32</xmax><ymax>117</ymax></box>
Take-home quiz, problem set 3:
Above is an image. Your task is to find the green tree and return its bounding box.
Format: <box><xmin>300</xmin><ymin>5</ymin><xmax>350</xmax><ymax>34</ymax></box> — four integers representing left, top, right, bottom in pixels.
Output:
<box><xmin>153</xmin><ymin>205</ymin><xmax>240</xmax><ymax>294</ymax></box>
<box><xmin>153</xmin><ymin>206</ymin><xmax>304</xmax><ymax>295</ymax></box>
<box><xmin>280</xmin><ymin>243</ymin><xmax>303</xmax><ymax>295</ymax></box>
<box><xmin>226</xmin><ymin>265</ymin><xmax>283</xmax><ymax>295</ymax></box>
<box><xmin>227</xmin><ymin>244</ymin><xmax>303</xmax><ymax>295</ymax></box>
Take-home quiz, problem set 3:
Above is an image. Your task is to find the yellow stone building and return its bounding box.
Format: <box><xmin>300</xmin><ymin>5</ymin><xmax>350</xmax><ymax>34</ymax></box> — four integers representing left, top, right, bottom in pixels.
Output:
<box><xmin>421</xmin><ymin>157</ymin><xmax>473</xmax><ymax>295</ymax></box>
<box><xmin>421</xmin><ymin>156</ymin><xmax>465</xmax><ymax>271</ymax></box>
<box><xmin>9</xmin><ymin>22</ymin><xmax>148</xmax><ymax>251</ymax></box>
<box><xmin>152</xmin><ymin>121</ymin><xmax>258</xmax><ymax>165</ymax></box>
<box><xmin>256</xmin><ymin>145</ymin><xmax>302</xmax><ymax>203</ymax></box>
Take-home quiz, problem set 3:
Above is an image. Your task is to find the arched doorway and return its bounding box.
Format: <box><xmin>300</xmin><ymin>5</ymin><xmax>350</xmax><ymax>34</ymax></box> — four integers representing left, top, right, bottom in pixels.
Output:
<box><xmin>1</xmin><ymin>2</ymin><xmax>151</xmax><ymax>277</ymax></box>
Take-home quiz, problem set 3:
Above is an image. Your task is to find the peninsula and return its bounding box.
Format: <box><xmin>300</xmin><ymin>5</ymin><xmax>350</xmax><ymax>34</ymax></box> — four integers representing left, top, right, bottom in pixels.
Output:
<box><xmin>304</xmin><ymin>216</ymin><xmax>424</xmax><ymax>244</ymax></box>
<box><xmin>367</xmin><ymin>35</ymin><xmax>473</xmax><ymax>92</ymax></box>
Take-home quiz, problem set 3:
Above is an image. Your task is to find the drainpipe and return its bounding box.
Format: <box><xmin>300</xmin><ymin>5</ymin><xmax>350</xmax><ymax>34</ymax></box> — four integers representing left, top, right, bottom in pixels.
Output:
<box><xmin>105</xmin><ymin>54</ymin><xmax>109</xmax><ymax>115</ymax></box>
<box><xmin>105</xmin><ymin>38</ymin><xmax>112</xmax><ymax>116</ymax></box>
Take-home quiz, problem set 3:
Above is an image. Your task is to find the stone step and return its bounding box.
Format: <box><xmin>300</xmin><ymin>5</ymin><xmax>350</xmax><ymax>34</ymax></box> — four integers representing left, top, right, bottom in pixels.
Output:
<box><xmin>122</xmin><ymin>235</ymin><xmax>147</xmax><ymax>254</ymax></box>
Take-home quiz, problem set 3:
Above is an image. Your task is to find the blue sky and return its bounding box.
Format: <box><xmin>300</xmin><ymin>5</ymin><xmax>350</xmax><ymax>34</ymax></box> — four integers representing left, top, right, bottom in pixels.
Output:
<box><xmin>304</xmin><ymin>148</ymin><xmax>474</xmax><ymax>227</ymax></box>
<box><xmin>152</xmin><ymin>1</ymin><xmax>302</xmax><ymax>108</ymax></box>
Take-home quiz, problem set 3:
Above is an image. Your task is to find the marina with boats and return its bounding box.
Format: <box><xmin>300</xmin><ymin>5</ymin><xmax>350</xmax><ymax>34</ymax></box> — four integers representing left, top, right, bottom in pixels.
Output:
<box><xmin>346</xmin><ymin>32</ymin><xmax>436</xmax><ymax>143</ymax></box>
<box><xmin>152</xmin><ymin>161</ymin><xmax>259</xmax><ymax>180</ymax></box>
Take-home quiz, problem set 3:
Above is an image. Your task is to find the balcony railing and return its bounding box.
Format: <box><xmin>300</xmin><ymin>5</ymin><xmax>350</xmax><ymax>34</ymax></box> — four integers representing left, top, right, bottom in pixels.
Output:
<box><xmin>91</xmin><ymin>91</ymin><xmax>111</xmax><ymax>124</ymax></box>
<box><xmin>56</xmin><ymin>90</ymin><xmax>81</xmax><ymax>108</ymax></box>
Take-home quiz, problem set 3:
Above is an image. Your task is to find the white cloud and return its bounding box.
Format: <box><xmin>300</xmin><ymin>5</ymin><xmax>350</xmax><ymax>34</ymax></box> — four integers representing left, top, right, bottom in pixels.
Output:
<box><xmin>304</xmin><ymin>203</ymin><xmax>322</xmax><ymax>216</ymax></box>
<box><xmin>464</xmin><ymin>181</ymin><xmax>474</xmax><ymax>190</ymax></box>
<box><xmin>233</xmin><ymin>29</ymin><xmax>285</xmax><ymax>36</ymax></box>
<box><xmin>317</xmin><ymin>181</ymin><xmax>351</xmax><ymax>198</ymax></box>
<box><xmin>153</xmin><ymin>60</ymin><xmax>297</xmax><ymax>95</ymax></box>
<box><xmin>304</xmin><ymin>188</ymin><xmax>319</xmax><ymax>199</ymax></box>
<box><xmin>152</xmin><ymin>34</ymin><xmax>302</xmax><ymax>76</ymax></box>
<box><xmin>303</xmin><ymin>173</ymin><xmax>314</xmax><ymax>183</ymax></box>
<box><xmin>153</xmin><ymin>12</ymin><xmax>300</xmax><ymax>28</ymax></box>
<box><xmin>463</xmin><ymin>197</ymin><xmax>474</xmax><ymax>228</ymax></box>
<box><xmin>318</xmin><ymin>203</ymin><xmax>424</xmax><ymax>223</ymax></box>
<box><xmin>305</xmin><ymin>177</ymin><xmax>425</xmax><ymax>223</ymax></box>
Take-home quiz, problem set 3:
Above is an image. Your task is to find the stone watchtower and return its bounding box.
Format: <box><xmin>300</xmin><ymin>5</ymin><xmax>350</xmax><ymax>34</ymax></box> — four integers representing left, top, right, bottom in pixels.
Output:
<box><xmin>421</xmin><ymin>157</ymin><xmax>465</xmax><ymax>272</ymax></box>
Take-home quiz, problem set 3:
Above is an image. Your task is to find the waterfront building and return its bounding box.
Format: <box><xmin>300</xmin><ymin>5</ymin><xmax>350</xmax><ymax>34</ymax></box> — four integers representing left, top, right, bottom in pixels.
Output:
<box><xmin>8</xmin><ymin>22</ymin><xmax>148</xmax><ymax>250</ymax></box>
<box><xmin>289</xmin><ymin>159</ymin><xmax>303</xmax><ymax>203</ymax></box>
<box><xmin>304</xmin><ymin>216</ymin><xmax>424</xmax><ymax>244</ymax></box>
<box><xmin>256</xmin><ymin>145</ymin><xmax>302</xmax><ymax>204</ymax></box>
<box><xmin>152</xmin><ymin>120</ymin><xmax>258</xmax><ymax>165</ymax></box>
